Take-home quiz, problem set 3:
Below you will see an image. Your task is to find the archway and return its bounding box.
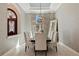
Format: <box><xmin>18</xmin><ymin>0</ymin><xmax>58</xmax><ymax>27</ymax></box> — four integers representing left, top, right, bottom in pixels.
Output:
<box><xmin>7</xmin><ymin>8</ymin><xmax>17</xmax><ymax>36</ymax></box>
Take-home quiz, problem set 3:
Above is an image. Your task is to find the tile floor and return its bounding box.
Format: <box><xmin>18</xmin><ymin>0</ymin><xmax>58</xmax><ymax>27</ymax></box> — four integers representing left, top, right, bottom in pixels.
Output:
<box><xmin>3</xmin><ymin>42</ymin><xmax>79</xmax><ymax>56</ymax></box>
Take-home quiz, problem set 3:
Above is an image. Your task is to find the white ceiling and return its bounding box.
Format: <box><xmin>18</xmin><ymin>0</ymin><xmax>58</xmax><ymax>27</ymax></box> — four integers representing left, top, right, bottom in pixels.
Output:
<box><xmin>18</xmin><ymin>3</ymin><xmax>61</xmax><ymax>13</ymax></box>
<box><xmin>30</xmin><ymin>3</ymin><xmax>50</xmax><ymax>7</ymax></box>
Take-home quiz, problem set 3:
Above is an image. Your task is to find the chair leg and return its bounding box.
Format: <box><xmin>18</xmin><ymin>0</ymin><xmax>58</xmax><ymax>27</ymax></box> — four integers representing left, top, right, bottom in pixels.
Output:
<box><xmin>45</xmin><ymin>51</ymin><xmax>47</xmax><ymax>56</ymax></box>
<box><xmin>56</xmin><ymin>46</ymin><xmax>57</xmax><ymax>52</ymax></box>
<box><xmin>34</xmin><ymin>45</ymin><xmax>35</xmax><ymax>52</ymax></box>
<box><xmin>25</xmin><ymin>46</ymin><xmax>27</xmax><ymax>52</ymax></box>
<box><xmin>28</xmin><ymin>46</ymin><xmax>29</xmax><ymax>49</ymax></box>
<box><xmin>47</xmin><ymin>45</ymin><xmax>48</xmax><ymax>51</ymax></box>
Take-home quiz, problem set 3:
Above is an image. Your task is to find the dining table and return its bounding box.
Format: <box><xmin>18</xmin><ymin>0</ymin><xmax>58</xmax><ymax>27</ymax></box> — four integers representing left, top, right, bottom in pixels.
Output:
<box><xmin>31</xmin><ymin>32</ymin><xmax>51</xmax><ymax>56</ymax></box>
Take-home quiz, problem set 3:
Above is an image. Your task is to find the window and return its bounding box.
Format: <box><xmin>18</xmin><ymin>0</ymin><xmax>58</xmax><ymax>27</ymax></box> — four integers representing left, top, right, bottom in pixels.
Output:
<box><xmin>7</xmin><ymin>8</ymin><xmax>17</xmax><ymax>36</ymax></box>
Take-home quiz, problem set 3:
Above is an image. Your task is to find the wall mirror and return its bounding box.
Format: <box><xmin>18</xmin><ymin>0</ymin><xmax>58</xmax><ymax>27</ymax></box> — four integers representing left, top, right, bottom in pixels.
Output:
<box><xmin>48</xmin><ymin>20</ymin><xmax>57</xmax><ymax>39</ymax></box>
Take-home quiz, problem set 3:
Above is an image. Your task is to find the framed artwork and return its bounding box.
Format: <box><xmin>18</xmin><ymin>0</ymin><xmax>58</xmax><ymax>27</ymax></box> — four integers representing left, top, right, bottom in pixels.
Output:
<box><xmin>7</xmin><ymin>8</ymin><xmax>17</xmax><ymax>36</ymax></box>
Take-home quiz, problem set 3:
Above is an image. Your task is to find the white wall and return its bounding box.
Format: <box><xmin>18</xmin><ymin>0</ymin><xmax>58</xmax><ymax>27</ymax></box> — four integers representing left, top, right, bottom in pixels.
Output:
<box><xmin>0</xmin><ymin>3</ymin><xmax>7</xmax><ymax>40</ymax></box>
<box><xmin>56</xmin><ymin>3</ymin><xmax>79</xmax><ymax>52</ymax></box>
<box><xmin>0</xmin><ymin>3</ymin><xmax>26</xmax><ymax>55</ymax></box>
<box><xmin>20</xmin><ymin>9</ymin><xmax>26</xmax><ymax>33</ymax></box>
<box><xmin>25</xmin><ymin>13</ymin><xmax>32</xmax><ymax>33</ymax></box>
<box><xmin>0</xmin><ymin>3</ymin><xmax>7</xmax><ymax>55</ymax></box>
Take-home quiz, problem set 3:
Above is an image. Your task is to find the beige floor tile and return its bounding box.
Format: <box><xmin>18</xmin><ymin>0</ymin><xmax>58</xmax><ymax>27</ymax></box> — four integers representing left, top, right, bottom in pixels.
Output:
<box><xmin>3</xmin><ymin>42</ymin><xmax>79</xmax><ymax>56</ymax></box>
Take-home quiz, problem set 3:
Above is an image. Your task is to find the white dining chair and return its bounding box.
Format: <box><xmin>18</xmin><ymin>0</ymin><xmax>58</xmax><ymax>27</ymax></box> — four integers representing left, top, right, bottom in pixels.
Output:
<box><xmin>47</xmin><ymin>31</ymin><xmax>58</xmax><ymax>52</ymax></box>
<box><xmin>47</xmin><ymin>20</ymin><xmax>58</xmax><ymax>52</ymax></box>
<box><xmin>24</xmin><ymin>32</ymin><xmax>30</xmax><ymax>52</ymax></box>
<box><xmin>24</xmin><ymin>32</ymin><xmax>27</xmax><ymax>52</ymax></box>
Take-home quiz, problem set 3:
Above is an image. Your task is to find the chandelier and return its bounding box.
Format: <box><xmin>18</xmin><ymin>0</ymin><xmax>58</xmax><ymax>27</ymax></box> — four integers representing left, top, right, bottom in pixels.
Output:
<box><xmin>35</xmin><ymin>3</ymin><xmax>44</xmax><ymax>32</ymax></box>
<box><xmin>40</xmin><ymin>3</ymin><xmax>43</xmax><ymax>20</ymax></box>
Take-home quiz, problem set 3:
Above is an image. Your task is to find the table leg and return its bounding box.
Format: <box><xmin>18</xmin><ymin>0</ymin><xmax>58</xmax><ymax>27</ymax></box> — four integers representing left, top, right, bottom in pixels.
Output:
<box><xmin>45</xmin><ymin>51</ymin><xmax>47</xmax><ymax>56</ymax></box>
<box><xmin>35</xmin><ymin>51</ymin><xmax>37</xmax><ymax>56</ymax></box>
<box><xmin>25</xmin><ymin>46</ymin><xmax>27</xmax><ymax>52</ymax></box>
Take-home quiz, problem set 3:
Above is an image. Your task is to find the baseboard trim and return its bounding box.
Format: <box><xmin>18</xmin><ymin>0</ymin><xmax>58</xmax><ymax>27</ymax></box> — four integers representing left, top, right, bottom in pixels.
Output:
<box><xmin>59</xmin><ymin>42</ymin><xmax>79</xmax><ymax>55</ymax></box>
